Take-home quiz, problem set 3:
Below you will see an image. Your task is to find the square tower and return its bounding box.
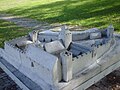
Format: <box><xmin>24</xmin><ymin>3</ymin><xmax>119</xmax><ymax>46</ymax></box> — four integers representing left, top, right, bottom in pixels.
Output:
<box><xmin>58</xmin><ymin>26</ymin><xmax>72</xmax><ymax>49</ymax></box>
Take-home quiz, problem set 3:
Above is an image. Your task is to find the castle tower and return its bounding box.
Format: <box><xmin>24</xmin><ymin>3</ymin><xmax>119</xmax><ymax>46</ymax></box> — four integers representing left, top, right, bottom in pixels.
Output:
<box><xmin>107</xmin><ymin>25</ymin><xmax>114</xmax><ymax>38</ymax></box>
<box><xmin>58</xmin><ymin>26</ymin><xmax>72</xmax><ymax>49</ymax></box>
<box><xmin>29</xmin><ymin>30</ymin><xmax>38</xmax><ymax>43</ymax></box>
<box><xmin>60</xmin><ymin>51</ymin><xmax>72</xmax><ymax>82</ymax></box>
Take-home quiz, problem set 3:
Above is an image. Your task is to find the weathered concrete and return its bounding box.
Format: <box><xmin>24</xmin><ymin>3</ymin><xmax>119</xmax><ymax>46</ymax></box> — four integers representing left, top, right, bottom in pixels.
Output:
<box><xmin>45</xmin><ymin>40</ymin><xmax>65</xmax><ymax>53</ymax></box>
<box><xmin>60</xmin><ymin>51</ymin><xmax>73</xmax><ymax>82</ymax></box>
<box><xmin>59</xmin><ymin>26</ymin><xmax>72</xmax><ymax>48</ymax></box>
<box><xmin>1</xmin><ymin>25</ymin><xmax>119</xmax><ymax>90</ymax></box>
<box><xmin>0</xmin><ymin>57</ymin><xmax>42</xmax><ymax>90</ymax></box>
<box><xmin>90</xmin><ymin>32</ymin><xmax>101</xmax><ymax>39</ymax></box>
<box><xmin>0</xmin><ymin>13</ymin><xmax>119</xmax><ymax>90</ymax></box>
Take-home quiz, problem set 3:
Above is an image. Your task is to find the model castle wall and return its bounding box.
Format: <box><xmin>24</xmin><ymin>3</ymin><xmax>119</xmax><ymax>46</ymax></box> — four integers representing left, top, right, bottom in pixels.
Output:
<box><xmin>0</xmin><ymin>25</ymin><xmax>115</xmax><ymax>90</ymax></box>
<box><xmin>2</xmin><ymin>40</ymin><xmax>62</xmax><ymax>89</ymax></box>
<box><xmin>38</xmin><ymin>33</ymin><xmax>58</xmax><ymax>42</ymax></box>
<box><xmin>72</xmin><ymin>39</ymin><xmax>112</xmax><ymax>75</ymax></box>
<box><xmin>38</xmin><ymin>28</ymin><xmax>100</xmax><ymax>43</ymax></box>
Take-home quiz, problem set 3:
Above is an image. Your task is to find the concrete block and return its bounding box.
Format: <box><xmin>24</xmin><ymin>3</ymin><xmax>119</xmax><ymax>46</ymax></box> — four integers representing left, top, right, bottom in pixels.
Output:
<box><xmin>16</xmin><ymin>40</ymin><xmax>33</xmax><ymax>47</ymax></box>
<box><xmin>90</xmin><ymin>32</ymin><xmax>101</xmax><ymax>39</ymax></box>
<box><xmin>45</xmin><ymin>40</ymin><xmax>65</xmax><ymax>53</ymax></box>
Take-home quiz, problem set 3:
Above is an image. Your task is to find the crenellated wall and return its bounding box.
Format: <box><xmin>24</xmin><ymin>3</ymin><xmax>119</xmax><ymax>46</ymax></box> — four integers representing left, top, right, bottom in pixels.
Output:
<box><xmin>72</xmin><ymin>38</ymin><xmax>112</xmax><ymax>76</ymax></box>
<box><xmin>72</xmin><ymin>51</ymin><xmax>93</xmax><ymax>76</ymax></box>
<box><xmin>72</xmin><ymin>28</ymin><xmax>99</xmax><ymax>41</ymax></box>
<box><xmin>7</xmin><ymin>36</ymin><xmax>28</xmax><ymax>46</ymax></box>
<box><xmin>38</xmin><ymin>33</ymin><xmax>58</xmax><ymax>42</ymax></box>
<box><xmin>4</xmin><ymin>42</ymin><xmax>23</xmax><ymax>68</ymax></box>
<box><xmin>2</xmin><ymin>40</ymin><xmax>62</xmax><ymax>89</ymax></box>
<box><xmin>38</xmin><ymin>28</ymin><xmax>101</xmax><ymax>42</ymax></box>
<box><xmin>72</xmin><ymin>33</ymin><xmax>89</xmax><ymax>41</ymax></box>
<box><xmin>93</xmin><ymin>40</ymin><xmax>111</xmax><ymax>59</ymax></box>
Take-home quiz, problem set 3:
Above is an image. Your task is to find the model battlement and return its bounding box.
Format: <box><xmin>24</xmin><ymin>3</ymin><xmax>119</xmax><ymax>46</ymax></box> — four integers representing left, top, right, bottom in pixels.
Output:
<box><xmin>0</xmin><ymin>25</ymin><xmax>118</xmax><ymax>90</ymax></box>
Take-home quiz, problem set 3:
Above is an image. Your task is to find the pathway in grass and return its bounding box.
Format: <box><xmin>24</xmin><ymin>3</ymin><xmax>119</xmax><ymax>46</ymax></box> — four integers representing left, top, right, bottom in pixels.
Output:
<box><xmin>0</xmin><ymin>14</ymin><xmax>82</xmax><ymax>31</ymax></box>
<box><xmin>0</xmin><ymin>14</ymin><xmax>50</xmax><ymax>30</ymax></box>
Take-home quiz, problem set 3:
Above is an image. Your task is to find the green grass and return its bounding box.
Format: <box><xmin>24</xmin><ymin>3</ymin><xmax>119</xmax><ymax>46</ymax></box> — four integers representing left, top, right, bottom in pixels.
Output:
<box><xmin>0</xmin><ymin>20</ymin><xmax>31</xmax><ymax>47</ymax></box>
<box><xmin>0</xmin><ymin>0</ymin><xmax>120</xmax><ymax>47</ymax></box>
<box><xmin>0</xmin><ymin>0</ymin><xmax>120</xmax><ymax>31</ymax></box>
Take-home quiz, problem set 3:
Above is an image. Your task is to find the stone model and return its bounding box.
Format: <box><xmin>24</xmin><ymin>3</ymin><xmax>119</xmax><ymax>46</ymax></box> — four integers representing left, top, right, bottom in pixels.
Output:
<box><xmin>0</xmin><ymin>25</ymin><xmax>120</xmax><ymax>90</ymax></box>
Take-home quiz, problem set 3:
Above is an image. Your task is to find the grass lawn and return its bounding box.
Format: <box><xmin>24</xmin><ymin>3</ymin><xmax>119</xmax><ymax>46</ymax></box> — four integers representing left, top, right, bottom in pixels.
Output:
<box><xmin>0</xmin><ymin>0</ymin><xmax>120</xmax><ymax>47</ymax></box>
<box><xmin>0</xmin><ymin>0</ymin><xmax>120</xmax><ymax>30</ymax></box>
<box><xmin>0</xmin><ymin>20</ymin><xmax>31</xmax><ymax>47</ymax></box>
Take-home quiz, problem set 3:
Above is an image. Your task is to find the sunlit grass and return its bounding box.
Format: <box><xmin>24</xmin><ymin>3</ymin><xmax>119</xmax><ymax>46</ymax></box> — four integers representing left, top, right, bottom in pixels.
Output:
<box><xmin>0</xmin><ymin>0</ymin><xmax>120</xmax><ymax>47</ymax></box>
<box><xmin>0</xmin><ymin>0</ymin><xmax>120</xmax><ymax>31</ymax></box>
<box><xmin>0</xmin><ymin>20</ymin><xmax>31</xmax><ymax>47</ymax></box>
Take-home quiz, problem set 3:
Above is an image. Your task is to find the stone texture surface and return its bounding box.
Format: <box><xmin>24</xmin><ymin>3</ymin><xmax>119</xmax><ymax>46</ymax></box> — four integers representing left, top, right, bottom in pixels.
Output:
<box><xmin>90</xmin><ymin>32</ymin><xmax>101</xmax><ymax>39</ymax></box>
<box><xmin>45</xmin><ymin>40</ymin><xmax>65</xmax><ymax>53</ymax></box>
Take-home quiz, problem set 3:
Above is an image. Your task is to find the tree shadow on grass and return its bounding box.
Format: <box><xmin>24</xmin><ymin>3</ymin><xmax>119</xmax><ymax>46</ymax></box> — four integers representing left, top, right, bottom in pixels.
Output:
<box><xmin>4</xmin><ymin>0</ymin><xmax>120</xmax><ymax>31</ymax></box>
<box><xmin>0</xmin><ymin>20</ymin><xmax>31</xmax><ymax>47</ymax></box>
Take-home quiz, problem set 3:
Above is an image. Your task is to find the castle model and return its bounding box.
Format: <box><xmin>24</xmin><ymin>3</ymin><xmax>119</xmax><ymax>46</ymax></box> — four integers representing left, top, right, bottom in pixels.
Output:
<box><xmin>0</xmin><ymin>25</ymin><xmax>120</xmax><ymax>90</ymax></box>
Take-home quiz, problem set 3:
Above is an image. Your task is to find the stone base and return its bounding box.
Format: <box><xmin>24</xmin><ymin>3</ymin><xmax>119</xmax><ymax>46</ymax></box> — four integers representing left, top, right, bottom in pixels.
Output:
<box><xmin>1</xmin><ymin>56</ymin><xmax>120</xmax><ymax>90</ymax></box>
<box><xmin>0</xmin><ymin>57</ymin><xmax>42</xmax><ymax>90</ymax></box>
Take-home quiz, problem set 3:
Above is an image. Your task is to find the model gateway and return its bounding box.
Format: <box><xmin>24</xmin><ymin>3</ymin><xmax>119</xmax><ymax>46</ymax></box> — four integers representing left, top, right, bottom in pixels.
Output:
<box><xmin>0</xmin><ymin>25</ymin><xmax>120</xmax><ymax>90</ymax></box>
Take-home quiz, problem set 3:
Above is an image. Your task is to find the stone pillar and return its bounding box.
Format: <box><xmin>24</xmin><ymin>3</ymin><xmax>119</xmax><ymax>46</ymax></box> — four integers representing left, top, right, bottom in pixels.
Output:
<box><xmin>59</xmin><ymin>26</ymin><xmax>72</xmax><ymax>49</ymax></box>
<box><xmin>107</xmin><ymin>25</ymin><xmax>114</xmax><ymax>38</ymax></box>
<box><xmin>60</xmin><ymin>50</ymin><xmax>72</xmax><ymax>82</ymax></box>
